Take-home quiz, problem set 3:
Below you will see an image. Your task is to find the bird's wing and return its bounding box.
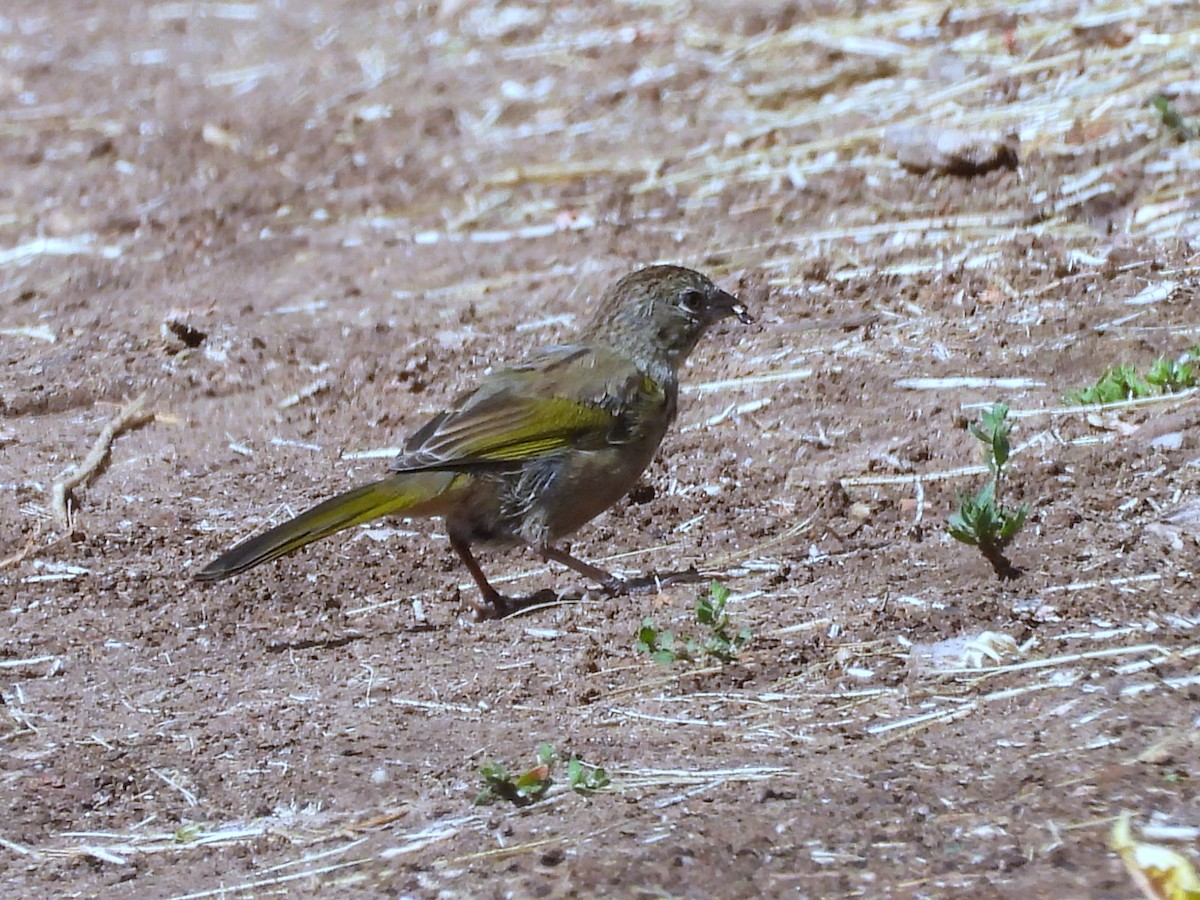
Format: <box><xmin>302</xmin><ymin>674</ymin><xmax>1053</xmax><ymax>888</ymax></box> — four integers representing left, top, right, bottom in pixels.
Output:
<box><xmin>390</xmin><ymin>344</ymin><xmax>665</xmax><ymax>472</ymax></box>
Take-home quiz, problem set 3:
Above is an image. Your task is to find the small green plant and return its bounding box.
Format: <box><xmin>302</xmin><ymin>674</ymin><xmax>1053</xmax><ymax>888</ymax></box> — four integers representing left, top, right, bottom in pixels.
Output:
<box><xmin>634</xmin><ymin>582</ymin><xmax>751</xmax><ymax>665</ymax></box>
<box><xmin>948</xmin><ymin>403</ymin><xmax>1028</xmax><ymax>579</ymax></box>
<box><xmin>695</xmin><ymin>582</ymin><xmax>753</xmax><ymax>663</ymax></box>
<box><xmin>1152</xmin><ymin>92</ymin><xmax>1196</xmax><ymax>141</ymax></box>
<box><xmin>474</xmin><ymin>744</ymin><xmax>610</xmax><ymax>806</ymax></box>
<box><xmin>634</xmin><ymin>618</ymin><xmax>696</xmax><ymax>664</ymax></box>
<box><xmin>1067</xmin><ymin>347</ymin><xmax>1200</xmax><ymax>405</ymax></box>
<box><xmin>173</xmin><ymin>824</ymin><xmax>204</xmax><ymax>844</ymax></box>
<box><xmin>1146</xmin><ymin>352</ymin><xmax>1199</xmax><ymax>393</ymax></box>
<box><xmin>1066</xmin><ymin>363</ymin><xmax>1153</xmax><ymax>405</ymax></box>
<box><xmin>567</xmin><ymin>756</ymin><xmax>610</xmax><ymax>793</ymax></box>
<box><xmin>475</xmin><ymin>744</ymin><xmax>556</xmax><ymax>807</ymax></box>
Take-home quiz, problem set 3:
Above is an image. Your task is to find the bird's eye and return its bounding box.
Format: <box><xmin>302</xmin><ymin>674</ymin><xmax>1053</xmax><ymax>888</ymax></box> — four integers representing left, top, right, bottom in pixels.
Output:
<box><xmin>679</xmin><ymin>289</ymin><xmax>706</xmax><ymax>315</ymax></box>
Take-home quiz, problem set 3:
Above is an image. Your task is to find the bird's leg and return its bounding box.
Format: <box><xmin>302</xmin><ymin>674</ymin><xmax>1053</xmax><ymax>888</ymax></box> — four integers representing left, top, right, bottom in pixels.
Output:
<box><xmin>536</xmin><ymin>543</ymin><xmax>626</xmax><ymax>596</ymax></box>
<box><xmin>449</xmin><ymin>535</ymin><xmax>508</xmax><ymax>618</ymax></box>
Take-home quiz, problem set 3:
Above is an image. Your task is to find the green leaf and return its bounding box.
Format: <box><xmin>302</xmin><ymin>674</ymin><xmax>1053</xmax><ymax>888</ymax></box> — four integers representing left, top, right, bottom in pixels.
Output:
<box><xmin>480</xmin><ymin>761</ymin><xmax>508</xmax><ymax>783</ymax></box>
<box><xmin>475</xmin><ymin>760</ymin><xmax>518</xmax><ymax>806</ymax></box>
<box><xmin>971</xmin><ymin>480</ymin><xmax>997</xmax><ymax>511</ymax></box>
<box><xmin>948</xmin><ymin>483</ymin><xmax>1000</xmax><ymax>546</ymax></box>
<box><xmin>1152</xmin><ymin>92</ymin><xmax>1197</xmax><ymax>140</ymax></box>
<box><xmin>567</xmin><ymin>756</ymin><xmax>610</xmax><ymax>792</ymax></box>
<box><xmin>969</xmin><ymin>404</ymin><xmax>1013</xmax><ymax>470</ymax></box>
<box><xmin>997</xmin><ymin>506</ymin><xmax>1029</xmax><ymax>544</ymax></box>
<box><xmin>1067</xmin><ymin>364</ymin><xmax>1155</xmax><ymax>405</ymax></box>
<box><xmin>513</xmin><ymin>766</ymin><xmax>551</xmax><ymax>798</ymax></box>
<box><xmin>173</xmin><ymin>824</ymin><xmax>204</xmax><ymax>844</ymax></box>
<box><xmin>978</xmin><ymin>402</ymin><xmax>1008</xmax><ymax>435</ymax></box>
<box><xmin>1146</xmin><ymin>357</ymin><xmax>1196</xmax><ymax>393</ymax></box>
<box><xmin>635</xmin><ymin>619</ymin><xmax>664</xmax><ymax>656</ymax></box>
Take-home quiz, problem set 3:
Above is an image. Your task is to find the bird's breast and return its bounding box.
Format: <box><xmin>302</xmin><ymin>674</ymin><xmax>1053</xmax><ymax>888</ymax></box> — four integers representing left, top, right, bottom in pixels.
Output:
<box><xmin>522</xmin><ymin>417</ymin><xmax>669</xmax><ymax>544</ymax></box>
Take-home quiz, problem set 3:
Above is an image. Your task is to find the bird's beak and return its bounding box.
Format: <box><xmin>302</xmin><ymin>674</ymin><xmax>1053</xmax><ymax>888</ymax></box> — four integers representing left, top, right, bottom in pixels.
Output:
<box><xmin>712</xmin><ymin>288</ymin><xmax>754</xmax><ymax>325</ymax></box>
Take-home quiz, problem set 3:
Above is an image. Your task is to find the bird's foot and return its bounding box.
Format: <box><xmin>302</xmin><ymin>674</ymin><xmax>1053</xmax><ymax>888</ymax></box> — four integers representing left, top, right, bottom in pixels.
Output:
<box><xmin>468</xmin><ymin>588</ymin><xmax>561</xmax><ymax>620</ymax></box>
<box><xmin>599</xmin><ymin>577</ymin><xmax>627</xmax><ymax>596</ymax></box>
<box><xmin>601</xmin><ymin>566</ymin><xmax>705</xmax><ymax>596</ymax></box>
<box><xmin>468</xmin><ymin>567</ymin><xmax>708</xmax><ymax>618</ymax></box>
<box><xmin>467</xmin><ymin>589</ymin><xmax>511</xmax><ymax>621</ymax></box>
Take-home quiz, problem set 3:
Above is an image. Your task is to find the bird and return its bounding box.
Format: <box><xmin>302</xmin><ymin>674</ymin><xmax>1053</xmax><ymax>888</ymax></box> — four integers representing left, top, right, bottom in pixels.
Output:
<box><xmin>194</xmin><ymin>264</ymin><xmax>752</xmax><ymax>616</ymax></box>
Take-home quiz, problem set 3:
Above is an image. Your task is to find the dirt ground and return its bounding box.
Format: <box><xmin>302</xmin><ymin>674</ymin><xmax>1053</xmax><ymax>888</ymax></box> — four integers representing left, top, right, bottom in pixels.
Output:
<box><xmin>2</xmin><ymin>1</ymin><xmax>1198</xmax><ymax>897</ymax></box>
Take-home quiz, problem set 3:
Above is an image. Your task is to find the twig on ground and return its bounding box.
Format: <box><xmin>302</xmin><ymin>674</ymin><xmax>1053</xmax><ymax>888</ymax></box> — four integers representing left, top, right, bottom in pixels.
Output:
<box><xmin>0</xmin><ymin>527</ymin><xmax>40</xmax><ymax>569</ymax></box>
<box><xmin>50</xmin><ymin>391</ymin><xmax>153</xmax><ymax>531</ymax></box>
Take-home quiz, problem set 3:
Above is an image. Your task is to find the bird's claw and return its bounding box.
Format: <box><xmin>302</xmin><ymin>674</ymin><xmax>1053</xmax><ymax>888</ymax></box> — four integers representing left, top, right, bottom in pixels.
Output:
<box><xmin>601</xmin><ymin>578</ymin><xmax>628</xmax><ymax>596</ymax></box>
<box><xmin>617</xmin><ymin>568</ymin><xmax>705</xmax><ymax>595</ymax></box>
<box><xmin>469</xmin><ymin>588</ymin><xmax>563</xmax><ymax>620</ymax></box>
<box><xmin>468</xmin><ymin>591</ymin><xmax>511</xmax><ymax>621</ymax></box>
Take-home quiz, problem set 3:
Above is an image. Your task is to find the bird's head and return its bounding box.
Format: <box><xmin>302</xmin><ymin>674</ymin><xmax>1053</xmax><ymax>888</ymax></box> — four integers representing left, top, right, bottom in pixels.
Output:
<box><xmin>585</xmin><ymin>265</ymin><xmax>752</xmax><ymax>372</ymax></box>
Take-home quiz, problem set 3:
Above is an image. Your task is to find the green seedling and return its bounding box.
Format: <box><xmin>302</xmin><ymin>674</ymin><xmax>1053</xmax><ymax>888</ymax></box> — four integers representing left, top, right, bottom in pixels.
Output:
<box><xmin>1066</xmin><ymin>363</ymin><xmax>1154</xmax><ymax>405</ymax></box>
<box><xmin>635</xmin><ymin>618</ymin><xmax>696</xmax><ymax>664</ymax></box>
<box><xmin>567</xmin><ymin>756</ymin><xmax>611</xmax><ymax>793</ymax></box>
<box><xmin>1146</xmin><ymin>353</ymin><xmax>1198</xmax><ymax>393</ymax></box>
<box><xmin>695</xmin><ymin>582</ymin><xmax>753</xmax><ymax>663</ymax></box>
<box><xmin>634</xmin><ymin>581</ymin><xmax>751</xmax><ymax>665</ymax></box>
<box><xmin>948</xmin><ymin>403</ymin><xmax>1028</xmax><ymax>579</ymax></box>
<box><xmin>474</xmin><ymin>743</ymin><xmax>556</xmax><ymax>807</ymax></box>
<box><xmin>1067</xmin><ymin>347</ymin><xmax>1200</xmax><ymax>405</ymax></box>
<box><xmin>173</xmin><ymin>824</ymin><xmax>204</xmax><ymax>844</ymax></box>
<box><xmin>1152</xmin><ymin>92</ymin><xmax>1196</xmax><ymax>141</ymax></box>
<box><xmin>474</xmin><ymin>745</ymin><xmax>610</xmax><ymax>805</ymax></box>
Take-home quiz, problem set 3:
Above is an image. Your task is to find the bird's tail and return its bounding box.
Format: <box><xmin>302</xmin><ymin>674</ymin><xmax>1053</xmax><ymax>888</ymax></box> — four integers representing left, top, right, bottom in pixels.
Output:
<box><xmin>194</xmin><ymin>471</ymin><xmax>463</xmax><ymax>581</ymax></box>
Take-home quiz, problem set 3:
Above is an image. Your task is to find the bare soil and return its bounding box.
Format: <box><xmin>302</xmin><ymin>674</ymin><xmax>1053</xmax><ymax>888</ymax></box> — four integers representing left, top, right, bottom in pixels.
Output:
<box><xmin>2</xmin><ymin>1</ymin><xmax>1198</xmax><ymax>897</ymax></box>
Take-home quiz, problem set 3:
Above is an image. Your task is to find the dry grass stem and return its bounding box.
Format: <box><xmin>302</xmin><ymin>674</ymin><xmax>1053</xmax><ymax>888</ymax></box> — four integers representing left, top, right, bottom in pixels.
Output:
<box><xmin>49</xmin><ymin>392</ymin><xmax>153</xmax><ymax>531</ymax></box>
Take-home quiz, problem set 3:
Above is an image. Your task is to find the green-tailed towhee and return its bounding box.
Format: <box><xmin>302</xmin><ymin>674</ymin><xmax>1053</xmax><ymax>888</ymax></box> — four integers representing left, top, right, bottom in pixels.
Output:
<box><xmin>195</xmin><ymin>264</ymin><xmax>752</xmax><ymax>616</ymax></box>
